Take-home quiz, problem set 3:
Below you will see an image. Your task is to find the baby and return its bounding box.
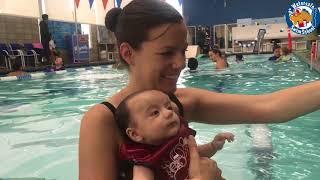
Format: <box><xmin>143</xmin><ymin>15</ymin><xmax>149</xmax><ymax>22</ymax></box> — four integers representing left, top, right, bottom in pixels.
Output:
<box><xmin>115</xmin><ymin>90</ymin><xmax>234</xmax><ymax>180</ymax></box>
<box><xmin>277</xmin><ymin>47</ymin><xmax>292</xmax><ymax>62</ymax></box>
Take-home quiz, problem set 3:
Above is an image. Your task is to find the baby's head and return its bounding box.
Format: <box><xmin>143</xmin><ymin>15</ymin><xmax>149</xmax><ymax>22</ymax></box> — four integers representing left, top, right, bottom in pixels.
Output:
<box><xmin>116</xmin><ymin>90</ymin><xmax>180</xmax><ymax>145</ymax></box>
<box><xmin>281</xmin><ymin>47</ymin><xmax>290</xmax><ymax>56</ymax></box>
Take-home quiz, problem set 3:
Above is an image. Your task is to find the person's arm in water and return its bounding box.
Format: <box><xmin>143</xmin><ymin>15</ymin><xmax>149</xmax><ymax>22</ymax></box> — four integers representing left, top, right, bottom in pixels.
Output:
<box><xmin>197</xmin><ymin>132</ymin><xmax>234</xmax><ymax>158</ymax></box>
<box><xmin>79</xmin><ymin>104</ymin><xmax>120</xmax><ymax>180</ymax></box>
<box><xmin>176</xmin><ymin>81</ymin><xmax>320</xmax><ymax>124</ymax></box>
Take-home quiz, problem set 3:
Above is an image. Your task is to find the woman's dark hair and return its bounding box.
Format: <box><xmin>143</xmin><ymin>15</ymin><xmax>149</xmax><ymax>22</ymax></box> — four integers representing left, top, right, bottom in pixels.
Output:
<box><xmin>105</xmin><ymin>0</ymin><xmax>183</xmax><ymax>66</ymax></box>
<box><xmin>187</xmin><ymin>58</ymin><xmax>198</xmax><ymax>70</ymax></box>
<box><xmin>210</xmin><ymin>48</ymin><xmax>222</xmax><ymax>57</ymax></box>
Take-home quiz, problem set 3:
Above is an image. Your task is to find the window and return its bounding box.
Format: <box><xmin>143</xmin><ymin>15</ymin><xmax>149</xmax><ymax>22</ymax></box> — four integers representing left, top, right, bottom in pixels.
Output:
<box><xmin>81</xmin><ymin>24</ymin><xmax>92</xmax><ymax>48</ymax></box>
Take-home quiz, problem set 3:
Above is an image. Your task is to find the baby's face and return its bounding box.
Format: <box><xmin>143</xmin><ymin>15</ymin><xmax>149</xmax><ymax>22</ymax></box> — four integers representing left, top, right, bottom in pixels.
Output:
<box><xmin>127</xmin><ymin>91</ymin><xmax>180</xmax><ymax>145</ymax></box>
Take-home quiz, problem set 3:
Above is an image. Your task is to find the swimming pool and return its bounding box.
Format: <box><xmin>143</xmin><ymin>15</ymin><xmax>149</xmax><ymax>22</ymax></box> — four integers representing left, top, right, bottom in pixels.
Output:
<box><xmin>0</xmin><ymin>55</ymin><xmax>319</xmax><ymax>180</ymax></box>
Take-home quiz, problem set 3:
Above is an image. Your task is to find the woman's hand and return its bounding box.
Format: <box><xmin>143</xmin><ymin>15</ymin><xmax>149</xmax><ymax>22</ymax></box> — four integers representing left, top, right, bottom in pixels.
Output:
<box><xmin>187</xmin><ymin>135</ymin><xmax>225</xmax><ymax>180</ymax></box>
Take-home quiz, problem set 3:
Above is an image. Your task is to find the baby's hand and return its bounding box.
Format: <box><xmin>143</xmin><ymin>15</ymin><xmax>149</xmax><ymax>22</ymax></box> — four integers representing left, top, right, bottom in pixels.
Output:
<box><xmin>212</xmin><ymin>132</ymin><xmax>234</xmax><ymax>151</ymax></box>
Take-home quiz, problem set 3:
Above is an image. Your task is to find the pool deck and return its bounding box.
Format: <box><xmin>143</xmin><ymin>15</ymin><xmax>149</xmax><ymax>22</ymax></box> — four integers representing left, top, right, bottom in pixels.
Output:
<box><xmin>294</xmin><ymin>50</ymin><xmax>320</xmax><ymax>73</ymax></box>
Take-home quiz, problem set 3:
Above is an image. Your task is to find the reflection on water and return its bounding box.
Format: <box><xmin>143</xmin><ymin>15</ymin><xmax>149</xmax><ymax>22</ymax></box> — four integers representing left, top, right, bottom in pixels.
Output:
<box><xmin>0</xmin><ymin>56</ymin><xmax>320</xmax><ymax>180</ymax></box>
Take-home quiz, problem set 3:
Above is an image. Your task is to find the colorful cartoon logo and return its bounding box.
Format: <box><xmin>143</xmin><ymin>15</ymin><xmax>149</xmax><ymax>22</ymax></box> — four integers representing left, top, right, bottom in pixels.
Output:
<box><xmin>285</xmin><ymin>0</ymin><xmax>320</xmax><ymax>35</ymax></box>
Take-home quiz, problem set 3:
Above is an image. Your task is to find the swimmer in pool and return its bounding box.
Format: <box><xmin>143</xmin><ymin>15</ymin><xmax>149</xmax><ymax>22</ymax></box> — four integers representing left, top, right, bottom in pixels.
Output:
<box><xmin>209</xmin><ymin>49</ymin><xmax>229</xmax><ymax>70</ymax></box>
<box><xmin>187</xmin><ymin>58</ymin><xmax>198</xmax><ymax>72</ymax></box>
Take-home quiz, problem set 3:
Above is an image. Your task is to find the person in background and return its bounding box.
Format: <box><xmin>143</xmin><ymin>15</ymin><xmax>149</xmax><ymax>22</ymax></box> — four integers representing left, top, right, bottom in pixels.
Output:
<box><xmin>7</xmin><ymin>62</ymin><xmax>28</xmax><ymax>77</ymax></box>
<box><xmin>49</xmin><ymin>34</ymin><xmax>57</xmax><ymax>58</ymax></box>
<box><xmin>196</xmin><ymin>26</ymin><xmax>206</xmax><ymax>53</ymax></box>
<box><xmin>235</xmin><ymin>54</ymin><xmax>244</xmax><ymax>63</ymax></box>
<box><xmin>53</xmin><ymin>56</ymin><xmax>65</xmax><ymax>71</ymax></box>
<box><xmin>211</xmin><ymin>45</ymin><xmax>220</xmax><ymax>50</ymax></box>
<box><xmin>209</xmin><ymin>49</ymin><xmax>229</xmax><ymax>69</ymax></box>
<box><xmin>45</xmin><ymin>51</ymin><xmax>65</xmax><ymax>72</ymax></box>
<box><xmin>276</xmin><ymin>47</ymin><xmax>292</xmax><ymax>62</ymax></box>
<box><xmin>221</xmin><ymin>51</ymin><xmax>228</xmax><ymax>61</ymax></box>
<box><xmin>187</xmin><ymin>58</ymin><xmax>198</xmax><ymax>72</ymax></box>
<box><xmin>268</xmin><ymin>44</ymin><xmax>281</xmax><ymax>61</ymax></box>
<box><xmin>39</xmin><ymin>14</ymin><xmax>51</xmax><ymax>64</ymax></box>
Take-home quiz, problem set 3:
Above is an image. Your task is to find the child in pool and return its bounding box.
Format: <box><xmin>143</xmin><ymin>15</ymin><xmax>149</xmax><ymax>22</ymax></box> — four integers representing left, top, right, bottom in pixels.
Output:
<box><xmin>187</xmin><ymin>58</ymin><xmax>198</xmax><ymax>72</ymax></box>
<box><xmin>277</xmin><ymin>47</ymin><xmax>292</xmax><ymax>62</ymax></box>
<box><xmin>45</xmin><ymin>52</ymin><xmax>65</xmax><ymax>72</ymax></box>
<box><xmin>115</xmin><ymin>90</ymin><xmax>234</xmax><ymax>180</ymax></box>
<box><xmin>235</xmin><ymin>54</ymin><xmax>244</xmax><ymax>63</ymax></box>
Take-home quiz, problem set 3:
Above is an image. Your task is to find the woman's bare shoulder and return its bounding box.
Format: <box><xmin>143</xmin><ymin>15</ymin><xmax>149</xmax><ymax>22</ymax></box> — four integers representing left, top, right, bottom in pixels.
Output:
<box><xmin>79</xmin><ymin>102</ymin><xmax>121</xmax><ymax>180</ymax></box>
<box><xmin>82</xmin><ymin>94</ymin><xmax>122</xmax><ymax>125</ymax></box>
<box><xmin>82</xmin><ymin>104</ymin><xmax>115</xmax><ymax>125</ymax></box>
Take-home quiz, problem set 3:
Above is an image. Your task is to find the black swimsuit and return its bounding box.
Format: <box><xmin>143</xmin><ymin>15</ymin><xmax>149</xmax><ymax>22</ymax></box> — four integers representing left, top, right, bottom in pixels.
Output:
<box><xmin>100</xmin><ymin>93</ymin><xmax>184</xmax><ymax>180</ymax></box>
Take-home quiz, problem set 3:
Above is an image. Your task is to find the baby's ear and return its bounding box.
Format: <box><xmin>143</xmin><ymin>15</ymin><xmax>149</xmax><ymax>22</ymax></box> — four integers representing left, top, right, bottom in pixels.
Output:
<box><xmin>126</xmin><ymin>128</ymin><xmax>143</xmax><ymax>143</ymax></box>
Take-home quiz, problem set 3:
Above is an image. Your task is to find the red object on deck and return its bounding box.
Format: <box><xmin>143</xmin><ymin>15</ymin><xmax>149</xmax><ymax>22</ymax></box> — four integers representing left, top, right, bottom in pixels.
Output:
<box><xmin>311</xmin><ymin>42</ymin><xmax>317</xmax><ymax>61</ymax></box>
<box><xmin>287</xmin><ymin>27</ymin><xmax>292</xmax><ymax>51</ymax></box>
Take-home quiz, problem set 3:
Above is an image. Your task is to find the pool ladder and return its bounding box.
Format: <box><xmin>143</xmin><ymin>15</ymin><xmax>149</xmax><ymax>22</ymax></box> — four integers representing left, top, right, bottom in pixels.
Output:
<box><xmin>253</xmin><ymin>29</ymin><xmax>266</xmax><ymax>54</ymax></box>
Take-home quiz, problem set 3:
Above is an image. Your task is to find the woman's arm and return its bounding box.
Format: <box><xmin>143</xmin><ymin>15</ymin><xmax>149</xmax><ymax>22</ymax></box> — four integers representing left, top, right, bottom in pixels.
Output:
<box><xmin>79</xmin><ymin>105</ymin><xmax>120</xmax><ymax>180</ymax></box>
<box><xmin>176</xmin><ymin>81</ymin><xmax>320</xmax><ymax>124</ymax></box>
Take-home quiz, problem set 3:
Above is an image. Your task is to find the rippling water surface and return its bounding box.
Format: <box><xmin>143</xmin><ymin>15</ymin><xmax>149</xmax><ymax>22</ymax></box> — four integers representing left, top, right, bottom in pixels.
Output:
<box><xmin>0</xmin><ymin>55</ymin><xmax>319</xmax><ymax>180</ymax></box>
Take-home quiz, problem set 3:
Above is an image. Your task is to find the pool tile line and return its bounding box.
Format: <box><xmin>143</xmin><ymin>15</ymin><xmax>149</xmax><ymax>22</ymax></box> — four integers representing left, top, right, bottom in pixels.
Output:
<box><xmin>0</xmin><ymin>66</ymin><xmax>110</xmax><ymax>81</ymax></box>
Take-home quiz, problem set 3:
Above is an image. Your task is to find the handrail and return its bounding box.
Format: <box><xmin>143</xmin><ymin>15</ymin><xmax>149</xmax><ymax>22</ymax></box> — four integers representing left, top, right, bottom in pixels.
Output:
<box><xmin>233</xmin><ymin>41</ymin><xmax>308</xmax><ymax>53</ymax></box>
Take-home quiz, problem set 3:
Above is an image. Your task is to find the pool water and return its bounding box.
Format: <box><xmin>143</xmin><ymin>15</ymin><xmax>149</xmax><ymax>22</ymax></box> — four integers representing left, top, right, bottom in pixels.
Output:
<box><xmin>0</xmin><ymin>55</ymin><xmax>320</xmax><ymax>180</ymax></box>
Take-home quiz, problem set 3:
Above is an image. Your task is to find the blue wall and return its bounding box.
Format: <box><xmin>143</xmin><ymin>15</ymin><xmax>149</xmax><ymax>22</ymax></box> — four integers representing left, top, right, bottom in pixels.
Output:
<box><xmin>183</xmin><ymin>0</ymin><xmax>290</xmax><ymax>25</ymax></box>
<box><xmin>48</xmin><ymin>21</ymin><xmax>81</xmax><ymax>49</ymax></box>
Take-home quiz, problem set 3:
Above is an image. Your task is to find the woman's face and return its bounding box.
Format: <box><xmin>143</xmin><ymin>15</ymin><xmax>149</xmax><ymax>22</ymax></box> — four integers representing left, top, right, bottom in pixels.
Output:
<box><xmin>208</xmin><ymin>51</ymin><xmax>216</xmax><ymax>62</ymax></box>
<box><xmin>130</xmin><ymin>22</ymin><xmax>188</xmax><ymax>93</ymax></box>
